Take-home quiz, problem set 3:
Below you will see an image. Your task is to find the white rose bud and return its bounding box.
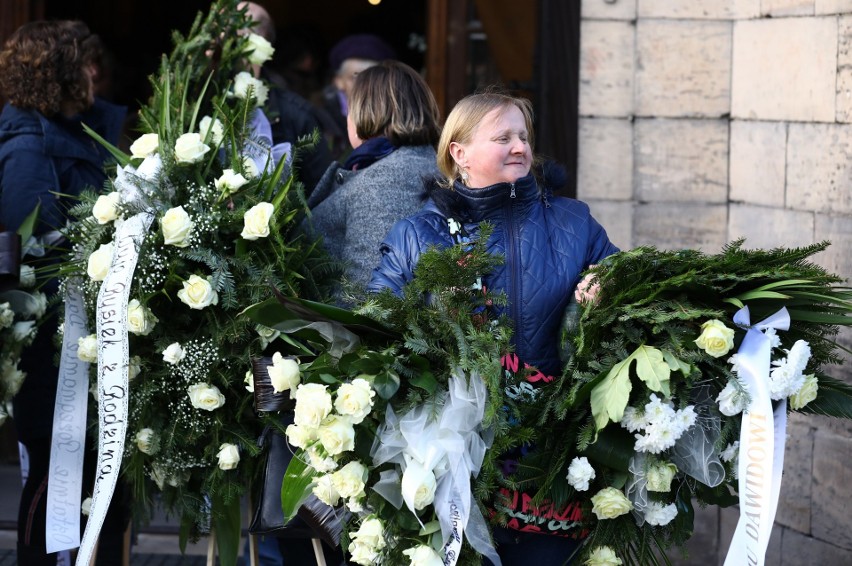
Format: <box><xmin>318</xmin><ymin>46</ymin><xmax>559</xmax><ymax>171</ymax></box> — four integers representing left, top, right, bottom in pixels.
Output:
<box><xmin>645</xmin><ymin>461</ymin><xmax>678</xmax><ymax>492</ymax></box>
<box><xmin>217</xmin><ymin>443</ymin><xmax>240</xmax><ymax>470</ymax></box>
<box><xmin>246</xmin><ymin>33</ymin><xmax>275</xmax><ymax>65</ymax></box>
<box><xmin>177</xmin><ymin>274</ymin><xmax>219</xmax><ymax>310</ymax></box>
<box><xmin>127</xmin><ymin>299</ymin><xmax>158</xmax><ymax>336</ymax></box>
<box><xmin>241</xmin><ymin>202</ymin><xmax>274</xmax><ymax>241</ymax></box>
<box><xmin>717</xmin><ymin>380</ymin><xmax>748</xmax><ymax>417</ymax></box>
<box><xmin>293</xmin><ymin>383</ymin><xmax>333</xmax><ymax>429</ymax></box>
<box><xmin>334</xmin><ymin>378</ymin><xmax>375</xmax><ymax>424</ymax></box>
<box><xmin>86</xmin><ymin>242</ymin><xmax>114</xmax><ymax>281</ymax></box>
<box><xmin>268</xmin><ymin>352</ymin><xmax>300</xmax><ymax>395</ymax></box>
<box><xmin>351</xmin><ymin>516</ymin><xmax>386</xmax><ymax>550</ymax></box>
<box><xmin>188</xmin><ymin>382</ymin><xmax>225</xmax><ymax>411</ymax></box>
<box><xmin>199</xmin><ymin>115</ymin><xmax>224</xmax><ymax>145</ymax></box>
<box><xmin>81</xmin><ymin>497</ymin><xmax>93</xmax><ymax>517</ymax></box>
<box><xmin>128</xmin><ymin>356</ymin><xmax>142</xmax><ymax>381</ymax></box>
<box><xmin>317</xmin><ymin>414</ymin><xmax>355</xmax><ymax>456</ymax></box>
<box><xmin>790</xmin><ymin>374</ymin><xmax>818</xmax><ymax>410</ymax></box>
<box><xmin>215</xmin><ymin>169</ymin><xmax>248</xmax><ymax>194</ymax></box>
<box><xmin>285</xmin><ymin>423</ymin><xmax>317</xmax><ymax>449</ymax></box>
<box><xmin>162</xmin><ymin>342</ymin><xmax>185</xmax><ymax>365</ymax></box>
<box><xmin>129</xmin><ymin>133</ymin><xmax>160</xmax><ymax>158</ymax></box>
<box><xmin>161</xmin><ymin>206</ymin><xmax>194</xmax><ymax>247</ymax></box>
<box><xmin>244</xmin><ymin>369</ymin><xmax>254</xmax><ymax>393</ymax></box>
<box><xmin>174</xmin><ymin>132</ymin><xmax>211</xmax><ymax>164</ymax></box>
<box><xmin>92</xmin><ymin>192</ymin><xmax>121</xmax><ymax>224</ymax></box>
<box><xmin>585</xmin><ymin>546</ymin><xmax>623</xmax><ymax>566</ymax></box>
<box><xmin>233</xmin><ymin>71</ymin><xmax>269</xmax><ymax>106</ymax></box>
<box><xmin>135</xmin><ymin>428</ymin><xmax>159</xmax><ymax>455</ymax></box>
<box><xmin>77</xmin><ymin>334</ymin><xmax>98</xmax><ymax>363</ymax></box>
<box><xmin>695</xmin><ymin>319</ymin><xmax>736</xmax><ymax>358</ymax></box>
<box><xmin>401</xmin><ymin>459</ymin><xmax>437</xmax><ymax>511</ymax></box>
<box><xmin>330</xmin><ymin>460</ymin><xmax>367</xmax><ymax>499</ymax></box>
<box><xmin>402</xmin><ymin>545</ymin><xmax>444</xmax><ymax>566</ymax></box>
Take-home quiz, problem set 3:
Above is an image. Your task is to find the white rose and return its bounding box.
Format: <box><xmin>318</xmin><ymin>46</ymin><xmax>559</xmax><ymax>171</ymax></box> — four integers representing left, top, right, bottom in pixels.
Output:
<box><xmin>161</xmin><ymin>206</ymin><xmax>194</xmax><ymax>247</ymax></box>
<box><xmin>130</xmin><ymin>133</ymin><xmax>159</xmax><ymax>158</ymax></box>
<box><xmin>128</xmin><ymin>356</ymin><xmax>142</xmax><ymax>381</ymax></box>
<box><xmin>81</xmin><ymin>497</ymin><xmax>93</xmax><ymax>517</ymax></box>
<box><xmin>18</xmin><ymin>265</ymin><xmax>35</xmax><ymax>288</ymax></box>
<box><xmin>127</xmin><ymin>299</ymin><xmax>158</xmax><ymax>336</ymax></box>
<box><xmin>1</xmin><ymin>360</ymin><xmax>26</xmax><ymax>395</ymax></box>
<box><xmin>307</xmin><ymin>447</ymin><xmax>338</xmax><ymax>473</ymax></box>
<box><xmin>87</xmin><ymin>242</ymin><xmax>114</xmax><ymax>281</ymax></box>
<box><xmin>244</xmin><ymin>369</ymin><xmax>254</xmax><ymax>393</ymax></box>
<box><xmin>790</xmin><ymin>374</ymin><xmax>818</xmax><ymax>410</ymax></box>
<box><xmin>566</xmin><ymin>456</ymin><xmax>596</xmax><ymax>492</ymax></box>
<box><xmin>318</xmin><ymin>414</ymin><xmax>355</xmax><ymax>456</ymax></box>
<box><xmin>585</xmin><ymin>546</ymin><xmax>622</xmax><ymax>566</ymax></box>
<box><xmin>401</xmin><ymin>459</ymin><xmax>437</xmax><ymax>511</ymax></box>
<box><xmin>0</xmin><ymin>303</ymin><xmax>14</xmax><ymax>329</ymax></box>
<box><xmin>12</xmin><ymin>321</ymin><xmax>37</xmax><ymax>344</ymax></box>
<box><xmin>174</xmin><ymin>132</ymin><xmax>211</xmax><ymax>164</ymax></box>
<box><xmin>695</xmin><ymin>319</ymin><xmax>736</xmax><ymax>358</ymax></box>
<box><xmin>199</xmin><ymin>115</ymin><xmax>224</xmax><ymax>145</ymax></box>
<box><xmin>348</xmin><ymin>541</ymin><xmax>379</xmax><ymax>566</ymax></box>
<box><xmin>403</xmin><ymin>545</ymin><xmax>443</xmax><ymax>566</ymax></box>
<box><xmin>334</xmin><ymin>378</ymin><xmax>375</xmax><ymax>424</ymax></box>
<box><xmin>646</xmin><ymin>461</ymin><xmax>678</xmax><ymax>492</ymax></box>
<box><xmin>246</xmin><ymin>33</ymin><xmax>275</xmax><ymax>65</ymax></box>
<box><xmin>188</xmin><ymin>382</ymin><xmax>225</xmax><ymax>411</ymax></box>
<box><xmin>312</xmin><ymin>474</ymin><xmax>341</xmax><ymax>507</ymax></box>
<box><xmin>92</xmin><ymin>192</ymin><xmax>121</xmax><ymax>224</ymax></box>
<box><xmin>242</xmin><ymin>156</ymin><xmax>260</xmax><ymax>179</ymax></box>
<box><xmin>285</xmin><ymin>423</ymin><xmax>317</xmax><ymax>449</ymax></box>
<box><xmin>717</xmin><ymin>380</ymin><xmax>748</xmax><ymax>417</ymax></box>
<box><xmin>177</xmin><ymin>274</ymin><xmax>218</xmax><ymax>310</ymax></box>
<box><xmin>135</xmin><ymin>428</ymin><xmax>159</xmax><ymax>454</ymax></box>
<box><xmin>217</xmin><ymin>443</ymin><xmax>240</xmax><ymax>470</ymax></box>
<box><xmin>162</xmin><ymin>342</ymin><xmax>185</xmax><ymax>365</ymax></box>
<box><xmin>233</xmin><ymin>71</ymin><xmax>269</xmax><ymax>106</ymax></box>
<box><xmin>351</xmin><ymin>516</ymin><xmax>386</xmax><ymax>550</ymax></box>
<box><xmin>294</xmin><ymin>383</ymin><xmax>333</xmax><ymax>429</ymax></box>
<box><xmin>331</xmin><ymin>460</ymin><xmax>367</xmax><ymax>499</ymax></box>
<box><xmin>590</xmin><ymin>487</ymin><xmax>633</xmax><ymax>520</ymax></box>
<box><xmin>268</xmin><ymin>352</ymin><xmax>300</xmax><ymax>395</ymax></box>
<box><xmin>241</xmin><ymin>202</ymin><xmax>274</xmax><ymax>241</ymax></box>
<box><xmin>77</xmin><ymin>334</ymin><xmax>98</xmax><ymax>362</ymax></box>
<box><xmin>215</xmin><ymin>169</ymin><xmax>249</xmax><ymax>194</ymax></box>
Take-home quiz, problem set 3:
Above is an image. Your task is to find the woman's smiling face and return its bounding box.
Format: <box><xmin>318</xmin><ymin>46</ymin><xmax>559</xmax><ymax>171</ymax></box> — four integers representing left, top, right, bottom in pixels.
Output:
<box><xmin>451</xmin><ymin>104</ymin><xmax>532</xmax><ymax>189</ymax></box>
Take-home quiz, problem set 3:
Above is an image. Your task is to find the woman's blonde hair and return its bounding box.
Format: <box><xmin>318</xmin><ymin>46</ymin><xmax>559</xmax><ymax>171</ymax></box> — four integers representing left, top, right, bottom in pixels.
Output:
<box><xmin>348</xmin><ymin>60</ymin><xmax>440</xmax><ymax>147</ymax></box>
<box><xmin>436</xmin><ymin>92</ymin><xmax>535</xmax><ymax>185</ymax></box>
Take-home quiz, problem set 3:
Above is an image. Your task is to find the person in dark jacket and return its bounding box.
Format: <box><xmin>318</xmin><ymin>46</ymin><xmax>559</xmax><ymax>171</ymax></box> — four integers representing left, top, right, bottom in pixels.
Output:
<box><xmin>307</xmin><ymin>60</ymin><xmax>440</xmax><ymax>302</ymax></box>
<box><xmin>368</xmin><ymin>92</ymin><xmax>618</xmax><ymax>564</ymax></box>
<box><xmin>0</xmin><ymin>20</ymin><xmax>128</xmax><ymax>565</ymax></box>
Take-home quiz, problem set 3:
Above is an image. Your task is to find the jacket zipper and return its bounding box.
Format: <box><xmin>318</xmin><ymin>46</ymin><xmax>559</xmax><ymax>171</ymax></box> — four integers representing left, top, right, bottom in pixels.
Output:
<box><xmin>505</xmin><ymin>183</ymin><xmax>521</xmax><ymax>361</ymax></box>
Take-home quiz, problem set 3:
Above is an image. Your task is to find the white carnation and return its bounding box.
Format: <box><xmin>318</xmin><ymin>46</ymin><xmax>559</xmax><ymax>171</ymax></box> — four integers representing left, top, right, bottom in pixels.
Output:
<box><xmin>566</xmin><ymin>456</ymin><xmax>596</xmax><ymax>491</ymax></box>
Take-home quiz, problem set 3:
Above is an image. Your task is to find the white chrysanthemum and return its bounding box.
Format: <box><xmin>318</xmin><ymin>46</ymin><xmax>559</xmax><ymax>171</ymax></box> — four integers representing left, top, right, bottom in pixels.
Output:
<box><xmin>619</xmin><ymin>406</ymin><xmax>647</xmax><ymax>433</ymax></box>
<box><xmin>566</xmin><ymin>456</ymin><xmax>596</xmax><ymax>491</ymax></box>
<box><xmin>635</xmin><ymin>420</ymin><xmax>678</xmax><ymax>454</ymax></box>
<box><xmin>644</xmin><ymin>394</ymin><xmax>676</xmax><ymax>425</ymax></box>
<box><xmin>786</xmin><ymin>340</ymin><xmax>812</xmax><ymax>373</ymax></box>
<box><xmin>674</xmin><ymin>405</ymin><xmax>696</xmax><ymax>435</ymax></box>
<box><xmin>644</xmin><ymin>501</ymin><xmax>678</xmax><ymax>526</ymax></box>
<box><xmin>720</xmin><ymin>441</ymin><xmax>739</xmax><ymax>463</ymax></box>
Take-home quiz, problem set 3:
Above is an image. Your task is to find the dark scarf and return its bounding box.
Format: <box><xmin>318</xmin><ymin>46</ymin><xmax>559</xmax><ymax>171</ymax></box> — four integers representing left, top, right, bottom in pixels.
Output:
<box><xmin>342</xmin><ymin>136</ymin><xmax>395</xmax><ymax>171</ymax></box>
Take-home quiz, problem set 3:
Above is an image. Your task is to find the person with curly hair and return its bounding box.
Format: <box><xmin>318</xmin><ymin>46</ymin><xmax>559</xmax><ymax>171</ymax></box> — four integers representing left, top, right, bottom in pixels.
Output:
<box><xmin>0</xmin><ymin>20</ymin><xmax>128</xmax><ymax>565</ymax></box>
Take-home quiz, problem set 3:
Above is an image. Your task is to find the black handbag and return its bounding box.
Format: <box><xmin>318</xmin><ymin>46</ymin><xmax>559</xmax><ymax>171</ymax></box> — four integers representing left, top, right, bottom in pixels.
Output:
<box><xmin>0</xmin><ymin>231</ymin><xmax>21</xmax><ymax>293</ymax></box>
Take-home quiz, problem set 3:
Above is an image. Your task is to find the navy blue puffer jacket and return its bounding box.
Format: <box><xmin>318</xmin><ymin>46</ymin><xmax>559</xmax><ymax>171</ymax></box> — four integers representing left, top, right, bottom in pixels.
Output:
<box><xmin>368</xmin><ymin>171</ymin><xmax>619</xmax><ymax>376</ymax></box>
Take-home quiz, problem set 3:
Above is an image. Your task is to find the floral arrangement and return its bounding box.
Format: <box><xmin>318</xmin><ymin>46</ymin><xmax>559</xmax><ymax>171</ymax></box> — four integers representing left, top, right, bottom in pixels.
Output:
<box><xmin>246</xmin><ymin>223</ymin><xmax>532</xmax><ymax>566</ymax></box>
<box><xmin>521</xmin><ymin>241</ymin><xmax>852</xmax><ymax>564</ymax></box>
<box><xmin>55</xmin><ymin>1</ymin><xmax>334</xmax><ymax>562</ymax></box>
<box><xmin>0</xmin><ymin>210</ymin><xmax>48</xmax><ymax>425</ymax></box>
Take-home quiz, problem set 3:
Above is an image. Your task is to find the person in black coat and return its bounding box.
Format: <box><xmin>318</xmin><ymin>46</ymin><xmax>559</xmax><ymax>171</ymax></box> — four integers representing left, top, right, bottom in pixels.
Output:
<box><xmin>0</xmin><ymin>20</ymin><xmax>128</xmax><ymax>565</ymax></box>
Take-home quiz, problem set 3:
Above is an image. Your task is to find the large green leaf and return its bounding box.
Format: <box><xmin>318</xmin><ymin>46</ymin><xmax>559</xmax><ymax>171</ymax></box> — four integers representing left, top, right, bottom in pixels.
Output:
<box><xmin>281</xmin><ymin>449</ymin><xmax>314</xmax><ymax>522</ymax></box>
<box><xmin>212</xmin><ymin>493</ymin><xmax>241</xmax><ymax>566</ymax></box>
<box><xmin>634</xmin><ymin>345</ymin><xmax>671</xmax><ymax>397</ymax></box>
<box><xmin>591</xmin><ymin>357</ymin><xmax>633</xmax><ymax>430</ymax></box>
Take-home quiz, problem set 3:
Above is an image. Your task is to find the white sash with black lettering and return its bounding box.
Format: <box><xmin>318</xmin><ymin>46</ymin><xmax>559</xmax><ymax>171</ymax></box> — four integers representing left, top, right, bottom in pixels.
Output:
<box><xmin>46</xmin><ymin>281</ymin><xmax>90</xmax><ymax>552</ymax></box>
<box><xmin>76</xmin><ymin>211</ymin><xmax>154</xmax><ymax>566</ymax></box>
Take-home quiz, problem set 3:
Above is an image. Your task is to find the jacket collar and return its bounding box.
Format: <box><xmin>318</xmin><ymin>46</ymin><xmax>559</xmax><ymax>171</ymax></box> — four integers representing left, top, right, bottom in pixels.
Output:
<box><xmin>450</xmin><ymin>172</ymin><xmax>539</xmax><ymax>222</ymax></box>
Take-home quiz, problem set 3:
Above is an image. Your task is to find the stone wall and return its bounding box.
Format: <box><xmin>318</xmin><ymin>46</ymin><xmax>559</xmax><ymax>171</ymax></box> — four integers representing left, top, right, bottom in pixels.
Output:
<box><xmin>578</xmin><ymin>0</ymin><xmax>852</xmax><ymax>563</ymax></box>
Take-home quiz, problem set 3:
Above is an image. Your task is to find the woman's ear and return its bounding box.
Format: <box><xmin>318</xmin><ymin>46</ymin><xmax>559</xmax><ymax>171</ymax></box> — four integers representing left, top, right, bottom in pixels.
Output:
<box><xmin>449</xmin><ymin>141</ymin><xmax>466</xmax><ymax>168</ymax></box>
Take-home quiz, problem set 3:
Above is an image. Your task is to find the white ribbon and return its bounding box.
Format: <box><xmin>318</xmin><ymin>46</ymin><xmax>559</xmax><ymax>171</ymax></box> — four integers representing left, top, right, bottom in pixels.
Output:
<box><xmin>724</xmin><ymin>306</ymin><xmax>790</xmax><ymax>566</ymax></box>
<box><xmin>371</xmin><ymin>372</ymin><xmax>500</xmax><ymax>566</ymax></box>
<box><xmin>76</xmin><ymin>211</ymin><xmax>154</xmax><ymax>566</ymax></box>
<box><xmin>46</xmin><ymin>281</ymin><xmax>90</xmax><ymax>552</ymax></box>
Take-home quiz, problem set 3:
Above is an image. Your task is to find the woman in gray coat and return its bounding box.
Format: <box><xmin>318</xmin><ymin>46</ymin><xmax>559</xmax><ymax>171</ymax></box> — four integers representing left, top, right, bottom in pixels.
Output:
<box><xmin>306</xmin><ymin>60</ymin><xmax>440</xmax><ymax>300</ymax></box>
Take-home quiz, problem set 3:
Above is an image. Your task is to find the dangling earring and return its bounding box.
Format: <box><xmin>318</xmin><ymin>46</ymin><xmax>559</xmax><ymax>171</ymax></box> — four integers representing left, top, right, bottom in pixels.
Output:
<box><xmin>460</xmin><ymin>168</ymin><xmax>469</xmax><ymax>186</ymax></box>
